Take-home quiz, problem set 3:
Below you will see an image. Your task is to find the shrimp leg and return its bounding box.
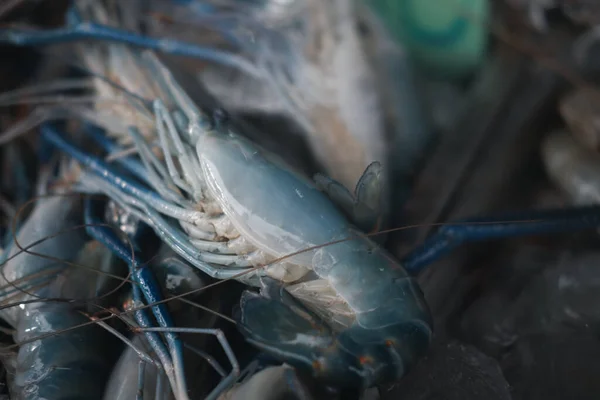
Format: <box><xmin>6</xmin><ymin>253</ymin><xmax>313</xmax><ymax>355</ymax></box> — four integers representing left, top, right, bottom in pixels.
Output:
<box><xmin>401</xmin><ymin>205</ymin><xmax>600</xmax><ymax>273</ymax></box>
<box><xmin>152</xmin><ymin>99</ymin><xmax>204</xmax><ymax>200</ymax></box>
<box><xmin>83</xmin><ymin>197</ymin><xmax>189</xmax><ymax>400</ymax></box>
<box><xmin>80</xmin><ymin>173</ymin><xmax>250</xmax><ymax>281</ymax></box>
<box><xmin>138</xmin><ymin>327</ymin><xmax>240</xmax><ymax>400</ymax></box>
<box><xmin>41</xmin><ymin>123</ymin><xmax>203</xmax><ymax>225</ymax></box>
<box><xmin>85</xmin><ymin>123</ymin><xmax>190</xmax><ymax>208</ymax></box>
<box><xmin>82</xmin><ymin>123</ymin><xmax>152</xmax><ymax>187</ymax></box>
<box><xmin>41</xmin><ymin>123</ymin><xmax>265</xmax><ymax>276</ymax></box>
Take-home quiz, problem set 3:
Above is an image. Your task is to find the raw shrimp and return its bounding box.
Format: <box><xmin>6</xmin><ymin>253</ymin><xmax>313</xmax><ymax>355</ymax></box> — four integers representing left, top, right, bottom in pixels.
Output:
<box><xmin>0</xmin><ymin>195</ymin><xmax>120</xmax><ymax>399</ymax></box>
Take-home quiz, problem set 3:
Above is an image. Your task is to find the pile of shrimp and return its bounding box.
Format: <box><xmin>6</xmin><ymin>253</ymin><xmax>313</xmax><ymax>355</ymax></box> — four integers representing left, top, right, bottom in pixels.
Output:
<box><xmin>0</xmin><ymin>1</ymin><xmax>431</xmax><ymax>399</ymax></box>
<box><xmin>1</xmin><ymin>0</ymin><xmax>600</xmax><ymax>400</ymax></box>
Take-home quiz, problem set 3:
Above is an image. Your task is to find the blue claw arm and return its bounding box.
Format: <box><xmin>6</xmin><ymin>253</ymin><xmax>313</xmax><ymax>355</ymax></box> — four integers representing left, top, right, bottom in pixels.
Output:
<box><xmin>81</xmin><ymin>123</ymin><xmax>150</xmax><ymax>185</ymax></box>
<box><xmin>84</xmin><ymin>197</ymin><xmax>188</xmax><ymax>396</ymax></box>
<box><xmin>40</xmin><ymin>123</ymin><xmax>166</xmax><ymax>202</ymax></box>
<box><xmin>84</xmin><ymin>197</ymin><xmax>175</xmax><ymax>327</ymax></box>
<box><xmin>83</xmin><ymin>197</ymin><xmax>173</xmax><ymax>374</ymax></box>
<box><xmin>0</xmin><ymin>18</ymin><xmax>260</xmax><ymax>76</ymax></box>
<box><xmin>402</xmin><ymin>206</ymin><xmax>600</xmax><ymax>273</ymax></box>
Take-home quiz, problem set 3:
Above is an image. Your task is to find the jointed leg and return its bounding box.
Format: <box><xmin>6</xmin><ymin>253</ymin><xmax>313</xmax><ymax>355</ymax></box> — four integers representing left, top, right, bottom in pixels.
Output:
<box><xmin>139</xmin><ymin>327</ymin><xmax>240</xmax><ymax>400</ymax></box>
<box><xmin>84</xmin><ymin>197</ymin><xmax>190</xmax><ymax>400</ymax></box>
<box><xmin>80</xmin><ymin>172</ymin><xmax>253</xmax><ymax>280</ymax></box>
<box><xmin>154</xmin><ymin>100</ymin><xmax>204</xmax><ymax>200</ymax></box>
<box><xmin>41</xmin><ymin>123</ymin><xmax>204</xmax><ymax>224</ymax></box>
<box><xmin>125</xmin><ymin>126</ymin><xmax>190</xmax><ymax>207</ymax></box>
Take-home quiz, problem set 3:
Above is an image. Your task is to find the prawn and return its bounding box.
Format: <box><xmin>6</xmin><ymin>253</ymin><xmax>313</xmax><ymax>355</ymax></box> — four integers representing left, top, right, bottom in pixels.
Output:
<box><xmin>0</xmin><ymin>194</ymin><xmax>121</xmax><ymax>399</ymax></box>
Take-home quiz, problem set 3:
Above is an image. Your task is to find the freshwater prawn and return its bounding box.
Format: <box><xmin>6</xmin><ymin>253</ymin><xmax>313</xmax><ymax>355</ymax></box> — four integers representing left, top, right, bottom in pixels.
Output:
<box><xmin>0</xmin><ymin>191</ymin><xmax>122</xmax><ymax>399</ymax></box>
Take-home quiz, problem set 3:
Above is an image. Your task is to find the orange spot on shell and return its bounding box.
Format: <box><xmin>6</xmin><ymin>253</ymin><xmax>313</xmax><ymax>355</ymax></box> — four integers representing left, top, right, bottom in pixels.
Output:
<box><xmin>312</xmin><ymin>360</ymin><xmax>322</xmax><ymax>371</ymax></box>
<box><xmin>150</xmin><ymin>12</ymin><xmax>174</xmax><ymax>24</ymax></box>
<box><xmin>368</xmin><ymin>216</ymin><xmax>383</xmax><ymax>236</ymax></box>
<box><xmin>87</xmin><ymin>241</ymin><xmax>102</xmax><ymax>251</ymax></box>
<box><xmin>359</xmin><ymin>356</ymin><xmax>373</xmax><ymax>365</ymax></box>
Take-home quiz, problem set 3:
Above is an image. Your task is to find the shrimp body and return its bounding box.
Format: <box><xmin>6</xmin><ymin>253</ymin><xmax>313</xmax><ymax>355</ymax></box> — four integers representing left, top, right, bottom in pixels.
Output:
<box><xmin>0</xmin><ymin>196</ymin><xmax>118</xmax><ymax>400</ymax></box>
<box><xmin>198</xmin><ymin>128</ymin><xmax>351</xmax><ymax>265</ymax></box>
<box><xmin>195</xmin><ymin>117</ymin><xmax>432</xmax><ymax>387</ymax></box>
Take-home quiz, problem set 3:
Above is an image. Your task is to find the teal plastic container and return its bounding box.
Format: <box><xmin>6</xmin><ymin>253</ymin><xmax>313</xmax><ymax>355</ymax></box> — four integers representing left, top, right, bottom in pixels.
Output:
<box><xmin>369</xmin><ymin>0</ymin><xmax>490</xmax><ymax>79</ymax></box>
